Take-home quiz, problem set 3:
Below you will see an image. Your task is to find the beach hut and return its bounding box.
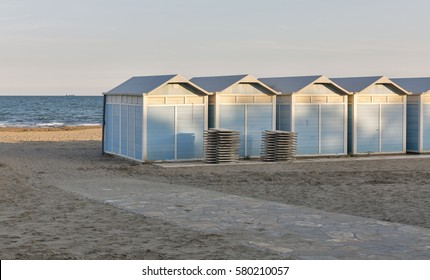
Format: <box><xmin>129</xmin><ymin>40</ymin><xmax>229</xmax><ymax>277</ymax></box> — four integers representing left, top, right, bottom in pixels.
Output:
<box><xmin>259</xmin><ymin>75</ymin><xmax>350</xmax><ymax>156</ymax></box>
<box><xmin>103</xmin><ymin>74</ymin><xmax>209</xmax><ymax>162</ymax></box>
<box><xmin>331</xmin><ymin>76</ymin><xmax>409</xmax><ymax>155</ymax></box>
<box><xmin>391</xmin><ymin>78</ymin><xmax>430</xmax><ymax>153</ymax></box>
<box><xmin>190</xmin><ymin>75</ymin><xmax>278</xmax><ymax>157</ymax></box>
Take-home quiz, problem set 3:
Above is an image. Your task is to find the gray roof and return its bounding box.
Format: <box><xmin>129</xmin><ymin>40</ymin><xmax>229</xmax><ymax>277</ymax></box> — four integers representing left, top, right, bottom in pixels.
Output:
<box><xmin>107</xmin><ymin>74</ymin><xmax>177</xmax><ymax>95</ymax></box>
<box><xmin>330</xmin><ymin>76</ymin><xmax>383</xmax><ymax>93</ymax></box>
<box><xmin>190</xmin><ymin>75</ymin><xmax>248</xmax><ymax>92</ymax></box>
<box><xmin>258</xmin><ymin>75</ymin><xmax>323</xmax><ymax>94</ymax></box>
<box><xmin>390</xmin><ymin>78</ymin><xmax>430</xmax><ymax>94</ymax></box>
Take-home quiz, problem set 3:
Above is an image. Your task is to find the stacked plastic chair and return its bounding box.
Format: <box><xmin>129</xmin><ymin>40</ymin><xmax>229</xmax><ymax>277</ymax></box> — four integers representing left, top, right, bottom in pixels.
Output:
<box><xmin>204</xmin><ymin>129</ymin><xmax>240</xmax><ymax>163</ymax></box>
<box><xmin>261</xmin><ymin>130</ymin><xmax>297</xmax><ymax>161</ymax></box>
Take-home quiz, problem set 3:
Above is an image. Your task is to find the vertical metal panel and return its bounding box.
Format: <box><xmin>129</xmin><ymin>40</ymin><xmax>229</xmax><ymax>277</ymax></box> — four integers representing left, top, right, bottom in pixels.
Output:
<box><xmin>102</xmin><ymin>95</ymin><xmax>106</xmax><ymax>155</ymax></box>
<box><xmin>105</xmin><ymin>104</ymin><xmax>113</xmax><ymax>152</ymax></box>
<box><xmin>247</xmin><ymin>105</ymin><xmax>273</xmax><ymax>157</ymax></box>
<box><xmin>381</xmin><ymin>104</ymin><xmax>403</xmax><ymax>152</ymax></box>
<box><xmin>135</xmin><ymin>106</ymin><xmax>143</xmax><ymax>160</ymax></box>
<box><xmin>272</xmin><ymin>96</ymin><xmax>276</xmax><ymax>130</ymax></box>
<box><xmin>407</xmin><ymin>104</ymin><xmax>420</xmax><ymax>152</ymax></box>
<box><xmin>277</xmin><ymin>104</ymin><xmax>291</xmax><ymax>131</ymax></box>
<box><xmin>127</xmin><ymin>105</ymin><xmax>136</xmax><ymax>158</ymax></box>
<box><xmin>142</xmin><ymin>96</ymin><xmax>148</xmax><ymax>161</ymax></box>
<box><xmin>356</xmin><ymin>104</ymin><xmax>379</xmax><ymax>153</ymax></box>
<box><xmin>219</xmin><ymin>105</ymin><xmax>246</xmax><ymax>156</ymax></box>
<box><xmin>147</xmin><ymin>106</ymin><xmax>175</xmax><ymax>160</ymax></box>
<box><xmin>176</xmin><ymin>106</ymin><xmax>205</xmax><ymax>159</ymax></box>
<box><xmin>423</xmin><ymin>104</ymin><xmax>430</xmax><ymax>151</ymax></box>
<box><xmin>120</xmin><ymin>105</ymin><xmax>128</xmax><ymax>156</ymax></box>
<box><xmin>347</xmin><ymin>105</ymin><xmax>353</xmax><ymax>154</ymax></box>
<box><xmin>295</xmin><ymin>104</ymin><xmax>319</xmax><ymax>155</ymax></box>
<box><xmin>321</xmin><ymin>104</ymin><xmax>345</xmax><ymax>154</ymax></box>
<box><xmin>112</xmin><ymin>104</ymin><xmax>120</xmax><ymax>154</ymax></box>
<box><xmin>208</xmin><ymin>104</ymin><xmax>215</xmax><ymax>128</ymax></box>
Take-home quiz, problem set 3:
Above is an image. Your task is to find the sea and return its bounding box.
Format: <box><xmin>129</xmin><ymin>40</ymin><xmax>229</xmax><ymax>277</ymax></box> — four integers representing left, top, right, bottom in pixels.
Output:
<box><xmin>0</xmin><ymin>96</ymin><xmax>103</xmax><ymax>127</ymax></box>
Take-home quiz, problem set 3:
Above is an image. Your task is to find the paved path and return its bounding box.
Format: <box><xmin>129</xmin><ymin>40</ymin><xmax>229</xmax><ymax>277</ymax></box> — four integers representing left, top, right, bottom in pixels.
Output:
<box><xmin>54</xmin><ymin>178</ymin><xmax>430</xmax><ymax>259</ymax></box>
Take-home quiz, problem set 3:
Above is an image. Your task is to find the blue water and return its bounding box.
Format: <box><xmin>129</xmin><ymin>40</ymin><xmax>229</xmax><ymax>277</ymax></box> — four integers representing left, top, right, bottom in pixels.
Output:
<box><xmin>0</xmin><ymin>96</ymin><xmax>103</xmax><ymax>127</ymax></box>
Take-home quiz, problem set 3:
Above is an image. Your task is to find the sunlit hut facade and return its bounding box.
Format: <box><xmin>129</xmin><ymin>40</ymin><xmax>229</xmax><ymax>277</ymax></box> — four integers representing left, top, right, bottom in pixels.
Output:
<box><xmin>391</xmin><ymin>77</ymin><xmax>430</xmax><ymax>153</ymax></box>
<box><xmin>259</xmin><ymin>75</ymin><xmax>350</xmax><ymax>156</ymax></box>
<box><xmin>190</xmin><ymin>75</ymin><xmax>278</xmax><ymax>157</ymax></box>
<box><xmin>331</xmin><ymin>76</ymin><xmax>409</xmax><ymax>155</ymax></box>
<box><xmin>103</xmin><ymin>74</ymin><xmax>209</xmax><ymax>162</ymax></box>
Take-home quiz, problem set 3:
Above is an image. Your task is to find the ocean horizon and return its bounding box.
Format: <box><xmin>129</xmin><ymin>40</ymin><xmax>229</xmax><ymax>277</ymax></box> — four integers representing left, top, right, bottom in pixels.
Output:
<box><xmin>0</xmin><ymin>96</ymin><xmax>103</xmax><ymax>128</ymax></box>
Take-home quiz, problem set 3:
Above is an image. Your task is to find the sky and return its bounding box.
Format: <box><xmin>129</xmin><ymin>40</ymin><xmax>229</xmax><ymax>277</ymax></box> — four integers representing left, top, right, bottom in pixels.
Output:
<box><xmin>0</xmin><ymin>0</ymin><xmax>429</xmax><ymax>95</ymax></box>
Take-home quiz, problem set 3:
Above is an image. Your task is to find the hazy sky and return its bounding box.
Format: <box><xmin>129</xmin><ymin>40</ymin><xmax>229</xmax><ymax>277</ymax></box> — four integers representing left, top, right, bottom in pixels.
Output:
<box><xmin>1</xmin><ymin>0</ymin><xmax>429</xmax><ymax>95</ymax></box>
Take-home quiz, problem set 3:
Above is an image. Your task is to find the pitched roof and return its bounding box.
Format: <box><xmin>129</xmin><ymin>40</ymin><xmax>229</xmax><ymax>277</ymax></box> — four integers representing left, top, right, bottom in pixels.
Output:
<box><xmin>330</xmin><ymin>76</ymin><xmax>383</xmax><ymax>93</ymax></box>
<box><xmin>390</xmin><ymin>78</ymin><xmax>430</xmax><ymax>94</ymax></box>
<box><xmin>190</xmin><ymin>74</ymin><xmax>248</xmax><ymax>92</ymax></box>
<box><xmin>106</xmin><ymin>74</ymin><xmax>178</xmax><ymax>95</ymax></box>
<box><xmin>259</xmin><ymin>75</ymin><xmax>323</xmax><ymax>94</ymax></box>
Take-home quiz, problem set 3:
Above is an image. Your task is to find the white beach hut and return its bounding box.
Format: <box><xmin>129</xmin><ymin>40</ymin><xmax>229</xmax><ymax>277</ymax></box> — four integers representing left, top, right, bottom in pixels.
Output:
<box><xmin>331</xmin><ymin>76</ymin><xmax>409</xmax><ymax>155</ymax></box>
<box><xmin>103</xmin><ymin>74</ymin><xmax>209</xmax><ymax>161</ymax></box>
<box><xmin>190</xmin><ymin>75</ymin><xmax>278</xmax><ymax>157</ymax></box>
<box><xmin>391</xmin><ymin>78</ymin><xmax>430</xmax><ymax>153</ymax></box>
<box><xmin>259</xmin><ymin>75</ymin><xmax>350</xmax><ymax>156</ymax></box>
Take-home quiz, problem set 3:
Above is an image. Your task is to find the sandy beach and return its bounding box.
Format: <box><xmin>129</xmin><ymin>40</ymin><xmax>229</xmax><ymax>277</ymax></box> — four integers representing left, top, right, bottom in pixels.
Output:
<box><xmin>1</xmin><ymin>126</ymin><xmax>430</xmax><ymax>259</ymax></box>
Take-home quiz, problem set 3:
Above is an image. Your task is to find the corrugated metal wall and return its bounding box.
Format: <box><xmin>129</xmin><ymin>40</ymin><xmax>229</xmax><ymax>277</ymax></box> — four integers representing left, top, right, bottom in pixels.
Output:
<box><xmin>424</xmin><ymin>104</ymin><xmax>430</xmax><ymax>151</ymax></box>
<box><xmin>219</xmin><ymin>105</ymin><xmax>246</xmax><ymax>156</ymax></box>
<box><xmin>381</xmin><ymin>104</ymin><xmax>403</xmax><ymax>152</ymax></box>
<box><xmin>406</xmin><ymin>103</ymin><xmax>420</xmax><ymax>152</ymax></box>
<box><xmin>218</xmin><ymin>104</ymin><xmax>273</xmax><ymax>157</ymax></box>
<box><xmin>208</xmin><ymin>104</ymin><xmax>215</xmax><ymax>128</ymax></box>
<box><xmin>247</xmin><ymin>105</ymin><xmax>273</xmax><ymax>156</ymax></box>
<box><xmin>104</xmin><ymin>95</ymin><xmax>143</xmax><ymax>160</ymax></box>
<box><xmin>356</xmin><ymin>104</ymin><xmax>379</xmax><ymax>153</ymax></box>
<box><xmin>277</xmin><ymin>104</ymin><xmax>291</xmax><ymax>131</ymax></box>
<box><xmin>147</xmin><ymin>107</ymin><xmax>175</xmax><ymax>160</ymax></box>
<box><xmin>321</xmin><ymin>105</ymin><xmax>345</xmax><ymax>154</ymax></box>
<box><xmin>295</xmin><ymin>104</ymin><xmax>319</xmax><ymax>155</ymax></box>
<box><xmin>147</xmin><ymin>105</ymin><xmax>205</xmax><ymax>161</ymax></box>
<box><xmin>105</xmin><ymin>103</ymin><xmax>113</xmax><ymax>153</ymax></box>
<box><xmin>177</xmin><ymin>106</ymin><xmax>204</xmax><ymax>159</ymax></box>
<box><xmin>294</xmin><ymin>104</ymin><xmax>345</xmax><ymax>155</ymax></box>
<box><xmin>348</xmin><ymin>105</ymin><xmax>353</xmax><ymax>154</ymax></box>
<box><xmin>356</xmin><ymin>104</ymin><xmax>404</xmax><ymax>153</ymax></box>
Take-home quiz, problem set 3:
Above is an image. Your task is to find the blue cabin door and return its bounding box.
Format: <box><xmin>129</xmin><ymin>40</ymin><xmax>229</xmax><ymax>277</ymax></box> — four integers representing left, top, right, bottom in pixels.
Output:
<box><xmin>356</xmin><ymin>104</ymin><xmax>404</xmax><ymax>153</ymax></box>
<box><xmin>380</xmin><ymin>104</ymin><xmax>403</xmax><ymax>152</ymax></box>
<box><xmin>320</xmin><ymin>104</ymin><xmax>345</xmax><ymax>155</ymax></box>
<box><xmin>219</xmin><ymin>105</ymin><xmax>273</xmax><ymax>157</ymax></box>
<box><xmin>147</xmin><ymin>105</ymin><xmax>204</xmax><ymax>161</ymax></box>
<box><xmin>295</xmin><ymin>104</ymin><xmax>319</xmax><ymax>155</ymax></box>
<box><xmin>147</xmin><ymin>106</ymin><xmax>175</xmax><ymax>160</ymax></box>
<box><xmin>356</xmin><ymin>104</ymin><xmax>379</xmax><ymax>153</ymax></box>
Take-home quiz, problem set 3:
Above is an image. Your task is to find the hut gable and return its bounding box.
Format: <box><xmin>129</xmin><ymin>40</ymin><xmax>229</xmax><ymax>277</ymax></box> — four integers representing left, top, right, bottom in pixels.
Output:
<box><xmin>106</xmin><ymin>74</ymin><xmax>208</xmax><ymax>97</ymax></box>
<box><xmin>190</xmin><ymin>75</ymin><xmax>248</xmax><ymax>93</ymax></box>
<box><xmin>259</xmin><ymin>75</ymin><xmax>322</xmax><ymax>94</ymax></box>
<box><xmin>107</xmin><ymin>75</ymin><xmax>177</xmax><ymax>95</ymax></box>
<box><xmin>331</xmin><ymin>76</ymin><xmax>409</xmax><ymax>96</ymax></box>
<box><xmin>191</xmin><ymin>75</ymin><xmax>278</xmax><ymax>95</ymax></box>
<box><xmin>149</xmin><ymin>83</ymin><xmax>206</xmax><ymax>96</ymax></box>
<box><xmin>259</xmin><ymin>75</ymin><xmax>349</xmax><ymax>96</ymax></box>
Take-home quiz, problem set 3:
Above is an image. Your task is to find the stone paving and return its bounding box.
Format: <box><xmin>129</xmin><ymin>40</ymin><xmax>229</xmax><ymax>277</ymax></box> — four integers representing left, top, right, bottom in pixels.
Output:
<box><xmin>54</xmin><ymin>177</ymin><xmax>430</xmax><ymax>259</ymax></box>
